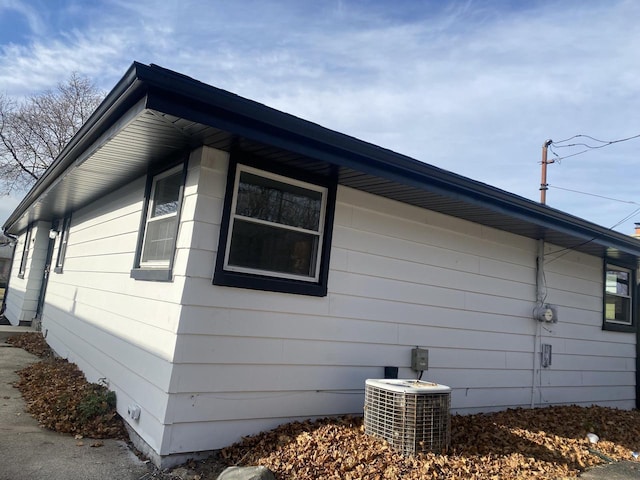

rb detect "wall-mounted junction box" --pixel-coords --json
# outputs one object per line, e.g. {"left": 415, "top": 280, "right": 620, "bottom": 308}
{"left": 127, "top": 404, "right": 141, "bottom": 421}
{"left": 541, "top": 344, "right": 552, "bottom": 368}
{"left": 411, "top": 347, "right": 429, "bottom": 372}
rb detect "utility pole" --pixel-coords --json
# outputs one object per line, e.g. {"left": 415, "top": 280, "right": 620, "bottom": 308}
{"left": 539, "top": 139, "right": 553, "bottom": 204}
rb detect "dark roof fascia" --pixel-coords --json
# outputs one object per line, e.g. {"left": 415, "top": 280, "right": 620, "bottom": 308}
{"left": 2, "top": 62, "right": 150, "bottom": 234}
{"left": 4, "top": 62, "right": 640, "bottom": 260}
{"left": 135, "top": 64, "right": 640, "bottom": 259}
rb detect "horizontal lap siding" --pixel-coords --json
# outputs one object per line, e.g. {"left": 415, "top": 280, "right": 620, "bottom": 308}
{"left": 4, "top": 223, "right": 49, "bottom": 324}
{"left": 330, "top": 187, "right": 542, "bottom": 413}
{"left": 168, "top": 149, "right": 634, "bottom": 454}
{"left": 332, "top": 188, "right": 634, "bottom": 411}
{"left": 534, "top": 250, "right": 634, "bottom": 408}
{"left": 41, "top": 149, "right": 205, "bottom": 455}
{"left": 329, "top": 194, "right": 539, "bottom": 412}
{"left": 3, "top": 230, "right": 28, "bottom": 324}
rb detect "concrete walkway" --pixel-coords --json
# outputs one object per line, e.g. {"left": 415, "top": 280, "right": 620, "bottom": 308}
{"left": 578, "top": 461, "right": 640, "bottom": 479}
{"left": 0, "top": 327, "right": 153, "bottom": 480}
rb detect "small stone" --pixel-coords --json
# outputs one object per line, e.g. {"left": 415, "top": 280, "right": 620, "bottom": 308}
{"left": 217, "top": 466, "right": 276, "bottom": 480}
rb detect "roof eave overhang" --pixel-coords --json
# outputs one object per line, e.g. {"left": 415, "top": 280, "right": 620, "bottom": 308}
{"left": 2, "top": 62, "right": 150, "bottom": 233}
{"left": 138, "top": 69, "right": 640, "bottom": 263}
{"left": 4, "top": 62, "right": 640, "bottom": 265}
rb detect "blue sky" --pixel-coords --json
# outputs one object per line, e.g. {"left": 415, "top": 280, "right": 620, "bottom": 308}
{"left": 1, "top": 0, "right": 639, "bottom": 235}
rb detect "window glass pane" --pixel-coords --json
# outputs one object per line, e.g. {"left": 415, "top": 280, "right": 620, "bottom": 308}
{"left": 236, "top": 172, "right": 322, "bottom": 231}
{"left": 142, "top": 216, "right": 177, "bottom": 262}
{"left": 605, "top": 293, "right": 631, "bottom": 324}
{"left": 228, "top": 219, "right": 319, "bottom": 277}
{"left": 606, "top": 270, "right": 629, "bottom": 295}
{"left": 56, "top": 216, "right": 71, "bottom": 269}
{"left": 19, "top": 228, "right": 31, "bottom": 275}
{"left": 151, "top": 171, "right": 182, "bottom": 218}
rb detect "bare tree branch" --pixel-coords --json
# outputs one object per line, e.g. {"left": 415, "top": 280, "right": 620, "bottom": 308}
{"left": 0, "top": 73, "right": 104, "bottom": 195}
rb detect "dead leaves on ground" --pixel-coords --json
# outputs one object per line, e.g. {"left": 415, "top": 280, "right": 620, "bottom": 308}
{"left": 6, "top": 331, "right": 53, "bottom": 358}
{"left": 219, "top": 407, "right": 640, "bottom": 480}
{"left": 8, "top": 333, "right": 127, "bottom": 440}
{"left": 14, "top": 358, "right": 127, "bottom": 439}
{"left": 8, "top": 333, "right": 640, "bottom": 479}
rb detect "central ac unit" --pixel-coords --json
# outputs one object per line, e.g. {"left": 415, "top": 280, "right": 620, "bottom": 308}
{"left": 364, "top": 379, "right": 451, "bottom": 456}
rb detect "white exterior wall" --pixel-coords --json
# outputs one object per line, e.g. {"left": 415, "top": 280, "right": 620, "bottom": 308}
{"left": 3, "top": 221, "right": 49, "bottom": 325}
{"left": 0, "top": 242, "right": 13, "bottom": 285}
{"left": 3, "top": 232, "right": 27, "bottom": 324}
{"left": 168, "top": 146, "right": 635, "bottom": 455}
{"left": 18, "top": 144, "right": 635, "bottom": 462}
{"left": 40, "top": 149, "right": 207, "bottom": 458}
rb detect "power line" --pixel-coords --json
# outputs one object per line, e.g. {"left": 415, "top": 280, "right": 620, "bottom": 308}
{"left": 553, "top": 133, "right": 640, "bottom": 146}
{"left": 548, "top": 185, "right": 639, "bottom": 205}
{"left": 548, "top": 133, "right": 640, "bottom": 162}
{"left": 544, "top": 204, "right": 640, "bottom": 265}
{"left": 538, "top": 132, "right": 640, "bottom": 260}
{"left": 609, "top": 206, "right": 640, "bottom": 230}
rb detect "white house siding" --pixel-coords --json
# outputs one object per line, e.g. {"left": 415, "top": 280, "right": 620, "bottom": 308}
{"left": 0, "top": 243, "right": 13, "bottom": 285}
{"left": 39, "top": 148, "right": 205, "bottom": 458}
{"left": 168, "top": 147, "right": 635, "bottom": 455}
{"left": 3, "top": 231, "right": 27, "bottom": 324}
{"left": 3, "top": 221, "right": 49, "bottom": 325}
{"left": 532, "top": 248, "right": 635, "bottom": 407}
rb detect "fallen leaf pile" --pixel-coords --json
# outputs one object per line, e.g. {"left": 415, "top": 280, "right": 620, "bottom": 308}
{"left": 7, "top": 333, "right": 640, "bottom": 479}
{"left": 6, "top": 331, "right": 53, "bottom": 357}
{"left": 214, "top": 405, "right": 640, "bottom": 480}
{"left": 8, "top": 333, "right": 127, "bottom": 440}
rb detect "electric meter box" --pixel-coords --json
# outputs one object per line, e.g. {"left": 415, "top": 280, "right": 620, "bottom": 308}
{"left": 411, "top": 347, "right": 429, "bottom": 371}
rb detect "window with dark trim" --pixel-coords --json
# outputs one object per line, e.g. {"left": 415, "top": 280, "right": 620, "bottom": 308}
{"left": 603, "top": 262, "right": 636, "bottom": 332}
{"left": 214, "top": 157, "right": 336, "bottom": 296}
{"left": 17, "top": 225, "right": 32, "bottom": 279}
{"left": 54, "top": 215, "right": 72, "bottom": 274}
{"left": 131, "top": 160, "right": 187, "bottom": 281}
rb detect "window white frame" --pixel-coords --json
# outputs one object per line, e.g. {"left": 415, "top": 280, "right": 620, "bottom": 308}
{"left": 604, "top": 264, "right": 633, "bottom": 327}
{"left": 131, "top": 159, "right": 187, "bottom": 282}
{"left": 54, "top": 215, "right": 71, "bottom": 273}
{"left": 17, "top": 226, "right": 32, "bottom": 279}
{"left": 223, "top": 164, "right": 328, "bottom": 282}
{"left": 140, "top": 165, "right": 183, "bottom": 268}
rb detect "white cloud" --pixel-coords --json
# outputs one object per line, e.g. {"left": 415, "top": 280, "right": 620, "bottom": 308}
{"left": 1, "top": 0, "right": 639, "bottom": 233}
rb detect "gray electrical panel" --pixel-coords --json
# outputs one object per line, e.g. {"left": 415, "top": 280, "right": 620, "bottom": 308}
{"left": 411, "top": 347, "right": 429, "bottom": 371}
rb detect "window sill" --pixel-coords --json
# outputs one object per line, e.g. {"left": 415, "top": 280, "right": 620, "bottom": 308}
{"left": 130, "top": 268, "right": 173, "bottom": 282}
{"left": 602, "top": 321, "right": 635, "bottom": 333}
{"left": 213, "top": 270, "right": 327, "bottom": 296}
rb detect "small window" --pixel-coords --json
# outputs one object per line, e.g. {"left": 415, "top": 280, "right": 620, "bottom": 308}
{"left": 18, "top": 226, "right": 32, "bottom": 279}
{"left": 131, "top": 162, "right": 186, "bottom": 281}
{"left": 214, "top": 161, "right": 336, "bottom": 296}
{"left": 603, "top": 263, "right": 635, "bottom": 332}
{"left": 54, "top": 215, "right": 72, "bottom": 274}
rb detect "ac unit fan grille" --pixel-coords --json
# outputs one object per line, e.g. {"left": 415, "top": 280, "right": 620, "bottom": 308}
{"left": 364, "top": 381, "right": 451, "bottom": 455}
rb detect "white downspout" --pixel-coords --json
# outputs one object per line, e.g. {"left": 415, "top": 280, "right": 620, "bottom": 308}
{"left": 531, "top": 239, "right": 545, "bottom": 408}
